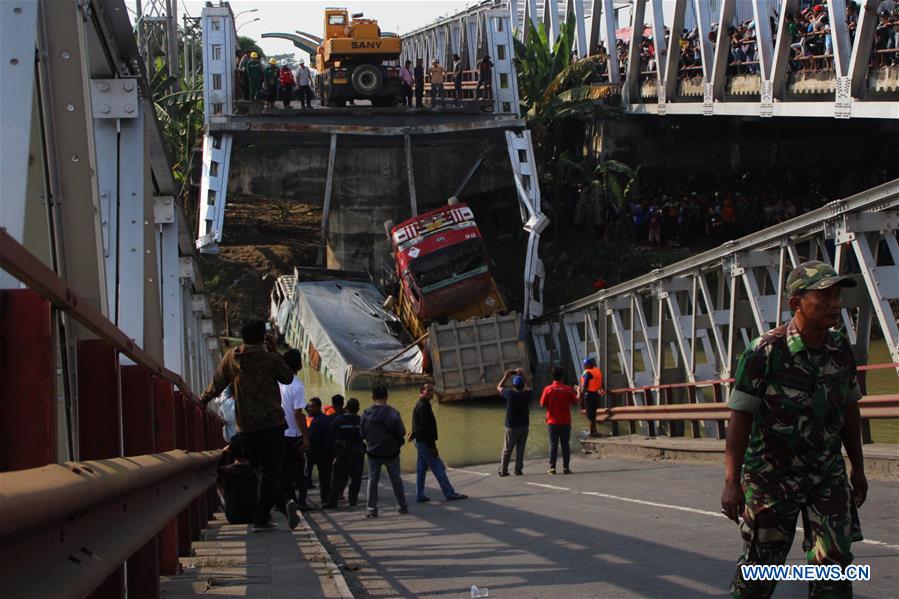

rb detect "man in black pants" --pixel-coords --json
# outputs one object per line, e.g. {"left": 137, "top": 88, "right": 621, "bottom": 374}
{"left": 201, "top": 320, "right": 300, "bottom": 532}
{"left": 413, "top": 58, "right": 425, "bottom": 108}
{"left": 326, "top": 397, "right": 365, "bottom": 507}
{"left": 278, "top": 349, "right": 311, "bottom": 510}
{"left": 306, "top": 397, "right": 334, "bottom": 505}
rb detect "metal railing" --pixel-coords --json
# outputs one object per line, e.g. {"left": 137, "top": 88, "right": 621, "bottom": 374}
{"left": 597, "top": 363, "right": 899, "bottom": 438}
{"left": 0, "top": 227, "right": 224, "bottom": 597}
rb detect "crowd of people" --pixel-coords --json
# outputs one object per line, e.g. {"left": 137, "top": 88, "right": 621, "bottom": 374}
{"left": 234, "top": 48, "right": 494, "bottom": 109}
{"left": 398, "top": 54, "right": 494, "bottom": 108}
{"left": 202, "top": 320, "right": 609, "bottom": 528}
{"left": 573, "top": 171, "right": 835, "bottom": 249}
{"left": 235, "top": 51, "right": 315, "bottom": 109}
{"left": 605, "top": 0, "right": 899, "bottom": 80}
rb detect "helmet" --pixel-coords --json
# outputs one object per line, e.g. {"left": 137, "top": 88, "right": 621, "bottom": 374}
{"left": 582, "top": 357, "right": 596, "bottom": 368}
{"left": 299, "top": 58, "right": 305, "bottom": 65}
{"left": 269, "top": 58, "right": 277, "bottom": 65}
{"left": 250, "top": 51, "right": 259, "bottom": 59}
{"left": 280, "top": 59, "right": 288, "bottom": 66}
{"left": 511, "top": 375, "right": 524, "bottom": 388}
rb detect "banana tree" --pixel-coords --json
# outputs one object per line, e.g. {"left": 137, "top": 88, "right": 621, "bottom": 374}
{"left": 150, "top": 56, "right": 204, "bottom": 194}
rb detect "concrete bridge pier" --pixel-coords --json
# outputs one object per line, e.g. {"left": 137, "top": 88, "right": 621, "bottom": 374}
{"left": 218, "top": 116, "right": 547, "bottom": 323}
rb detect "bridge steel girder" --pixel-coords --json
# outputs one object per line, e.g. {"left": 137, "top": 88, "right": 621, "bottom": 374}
{"left": 537, "top": 180, "right": 899, "bottom": 417}
{"left": 2, "top": 0, "right": 220, "bottom": 472}
{"left": 0, "top": 1, "right": 39, "bottom": 289}
{"left": 503, "top": 0, "right": 897, "bottom": 118}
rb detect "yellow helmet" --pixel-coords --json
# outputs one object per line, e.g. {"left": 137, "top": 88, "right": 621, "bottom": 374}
{"left": 269, "top": 57, "right": 277, "bottom": 65}
{"left": 250, "top": 51, "right": 259, "bottom": 59}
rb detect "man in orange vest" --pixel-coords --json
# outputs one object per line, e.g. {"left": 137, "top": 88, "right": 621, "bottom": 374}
{"left": 577, "top": 357, "right": 604, "bottom": 437}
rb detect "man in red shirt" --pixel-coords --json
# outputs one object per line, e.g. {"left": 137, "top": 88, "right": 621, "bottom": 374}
{"left": 539, "top": 366, "right": 579, "bottom": 474}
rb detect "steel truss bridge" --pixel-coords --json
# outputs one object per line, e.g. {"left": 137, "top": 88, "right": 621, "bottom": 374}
{"left": 0, "top": 0, "right": 897, "bottom": 596}
{"left": 405, "top": 0, "right": 898, "bottom": 119}
{"left": 531, "top": 180, "right": 899, "bottom": 436}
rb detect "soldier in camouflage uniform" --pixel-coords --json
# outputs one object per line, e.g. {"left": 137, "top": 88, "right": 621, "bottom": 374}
{"left": 721, "top": 261, "right": 868, "bottom": 598}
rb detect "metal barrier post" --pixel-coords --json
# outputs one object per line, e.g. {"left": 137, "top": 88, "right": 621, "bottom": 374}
{"left": 713, "top": 382, "right": 727, "bottom": 439}
{"left": 77, "top": 340, "right": 124, "bottom": 599}
{"left": 121, "top": 365, "right": 159, "bottom": 599}
{"left": 205, "top": 412, "right": 219, "bottom": 517}
{"left": 0, "top": 289, "right": 56, "bottom": 471}
{"left": 184, "top": 403, "right": 201, "bottom": 539}
{"left": 153, "top": 378, "right": 180, "bottom": 575}
{"left": 192, "top": 404, "right": 209, "bottom": 529}
{"left": 626, "top": 392, "right": 637, "bottom": 435}
{"left": 687, "top": 386, "right": 701, "bottom": 438}
{"left": 173, "top": 391, "right": 192, "bottom": 556}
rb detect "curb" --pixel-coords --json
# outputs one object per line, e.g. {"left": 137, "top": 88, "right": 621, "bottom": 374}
{"left": 298, "top": 511, "right": 355, "bottom": 599}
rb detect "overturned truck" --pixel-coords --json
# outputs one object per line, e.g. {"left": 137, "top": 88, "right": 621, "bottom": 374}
{"left": 270, "top": 201, "right": 529, "bottom": 401}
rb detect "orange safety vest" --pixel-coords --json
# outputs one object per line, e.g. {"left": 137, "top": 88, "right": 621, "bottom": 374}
{"left": 582, "top": 366, "right": 603, "bottom": 393}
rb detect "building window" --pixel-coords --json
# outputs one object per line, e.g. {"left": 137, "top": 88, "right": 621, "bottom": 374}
{"left": 502, "top": 102, "right": 511, "bottom": 112}
{"left": 212, "top": 136, "right": 222, "bottom": 149}
{"left": 210, "top": 161, "right": 219, "bottom": 177}
{"left": 497, "top": 45, "right": 506, "bottom": 60}
{"left": 212, "top": 102, "right": 223, "bottom": 115}
{"left": 212, "top": 73, "right": 222, "bottom": 90}
{"left": 212, "top": 44, "right": 222, "bottom": 60}
{"left": 518, "top": 149, "right": 527, "bottom": 163}
{"left": 210, "top": 18, "right": 221, "bottom": 31}
{"left": 500, "top": 73, "right": 509, "bottom": 89}
{"left": 208, "top": 190, "right": 217, "bottom": 205}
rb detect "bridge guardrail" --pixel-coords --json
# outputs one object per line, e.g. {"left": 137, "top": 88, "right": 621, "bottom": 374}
{"left": 597, "top": 363, "right": 899, "bottom": 438}
{"left": 0, "top": 450, "right": 220, "bottom": 597}
{"left": 1, "top": 226, "right": 225, "bottom": 597}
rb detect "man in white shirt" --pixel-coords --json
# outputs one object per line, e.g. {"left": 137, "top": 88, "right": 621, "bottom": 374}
{"left": 294, "top": 58, "right": 314, "bottom": 109}
{"left": 279, "top": 349, "right": 311, "bottom": 509}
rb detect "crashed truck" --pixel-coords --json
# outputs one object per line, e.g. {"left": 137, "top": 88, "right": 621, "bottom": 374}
{"left": 270, "top": 200, "right": 529, "bottom": 401}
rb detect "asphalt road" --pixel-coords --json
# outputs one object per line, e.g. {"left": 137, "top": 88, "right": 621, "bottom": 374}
{"left": 306, "top": 455, "right": 899, "bottom": 598}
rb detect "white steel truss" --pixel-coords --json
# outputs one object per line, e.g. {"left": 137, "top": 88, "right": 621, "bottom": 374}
{"left": 0, "top": 0, "right": 221, "bottom": 446}
{"left": 536, "top": 180, "right": 899, "bottom": 424}
{"left": 514, "top": 0, "right": 899, "bottom": 119}
{"left": 401, "top": 2, "right": 521, "bottom": 116}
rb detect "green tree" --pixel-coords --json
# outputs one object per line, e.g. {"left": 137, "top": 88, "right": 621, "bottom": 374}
{"left": 514, "top": 13, "right": 623, "bottom": 244}
{"left": 150, "top": 56, "right": 204, "bottom": 194}
{"left": 238, "top": 36, "right": 264, "bottom": 58}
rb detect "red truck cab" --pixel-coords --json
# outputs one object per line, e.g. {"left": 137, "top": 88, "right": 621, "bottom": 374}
{"left": 390, "top": 203, "right": 501, "bottom": 322}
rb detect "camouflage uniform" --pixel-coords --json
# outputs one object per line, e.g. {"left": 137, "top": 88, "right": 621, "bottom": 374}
{"left": 728, "top": 262, "right": 862, "bottom": 598}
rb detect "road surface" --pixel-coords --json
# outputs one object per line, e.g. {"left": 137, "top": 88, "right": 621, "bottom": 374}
{"left": 306, "top": 454, "right": 899, "bottom": 598}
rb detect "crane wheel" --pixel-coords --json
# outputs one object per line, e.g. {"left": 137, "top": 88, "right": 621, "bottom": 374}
{"left": 351, "top": 64, "right": 383, "bottom": 95}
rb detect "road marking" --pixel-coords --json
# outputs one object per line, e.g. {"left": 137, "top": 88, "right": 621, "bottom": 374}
{"left": 857, "top": 538, "right": 899, "bottom": 551}
{"left": 446, "top": 467, "right": 491, "bottom": 477}
{"left": 579, "top": 492, "right": 899, "bottom": 552}
{"left": 526, "top": 482, "right": 571, "bottom": 491}
{"left": 579, "top": 491, "right": 725, "bottom": 518}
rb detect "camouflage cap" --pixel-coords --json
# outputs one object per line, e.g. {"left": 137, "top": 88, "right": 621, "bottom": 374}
{"left": 786, "top": 260, "right": 856, "bottom": 296}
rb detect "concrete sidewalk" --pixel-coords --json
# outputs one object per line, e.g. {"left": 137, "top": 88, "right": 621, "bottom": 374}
{"left": 160, "top": 510, "right": 353, "bottom": 598}
{"left": 582, "top": 435, "right": 899, "bottom": 479}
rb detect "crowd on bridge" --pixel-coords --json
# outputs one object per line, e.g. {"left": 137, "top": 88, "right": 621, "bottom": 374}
{"left": 606, "top": 0, "right": 899, "bottom": 81}
{"left": 234, "top": 48, "right": 495, "bottom": 109}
